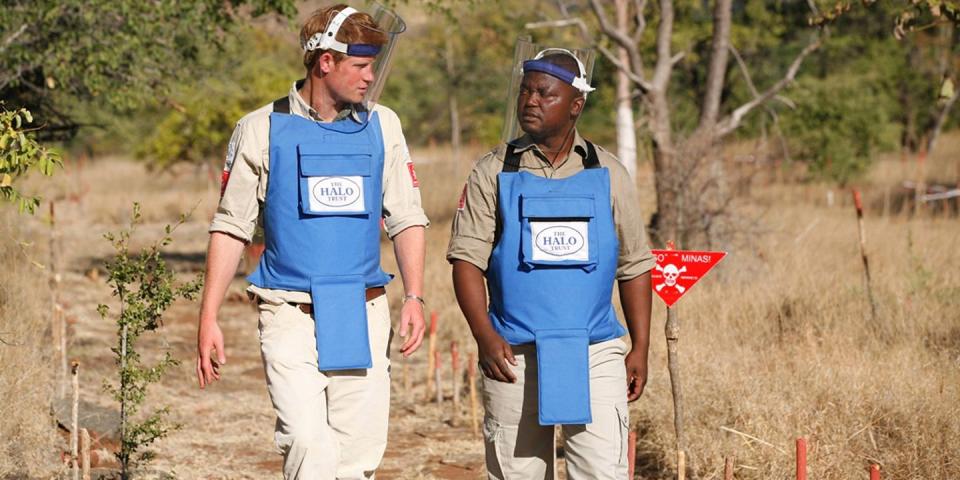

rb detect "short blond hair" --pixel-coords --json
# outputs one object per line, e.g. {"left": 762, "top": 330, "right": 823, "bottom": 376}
{"left": 300, "top": 4, "right": 388, "bottom": 70}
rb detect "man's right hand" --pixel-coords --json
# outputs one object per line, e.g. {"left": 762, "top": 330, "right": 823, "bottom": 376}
{"left": 195, "top": 232, "right": 246, "bottom": 389}
{"left": 475, "top": 329, "right": 517, "bottom": 383}
{"left": 196, "top": 320, "right": 226, "bottom": 388}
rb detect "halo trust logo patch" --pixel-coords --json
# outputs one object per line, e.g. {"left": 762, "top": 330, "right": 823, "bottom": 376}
{"left": 535, "top": 225, "right": 585, "bottom": 256}
{"left": 312, "top": 177, "right": 361, "bottom": 207}
{"left": 531, "top": 222, "right": 589, "bottom": 261}
{"left": 306, "top": 175, "right": 366, "bottom": 213}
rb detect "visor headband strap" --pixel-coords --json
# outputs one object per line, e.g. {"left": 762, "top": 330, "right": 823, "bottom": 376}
{"left": 524, "top": 48, "right": 596, "bottom": 94}
{"left": 303, "top": 6, "right": 380, "bottom": 56}
{"left": 523, "top": 60, "right": 576, "bottom": 85}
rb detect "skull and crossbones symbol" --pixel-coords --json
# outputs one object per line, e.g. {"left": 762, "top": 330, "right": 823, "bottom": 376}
{"left": 655, "top": 263, "right": 686, "bottom": 293}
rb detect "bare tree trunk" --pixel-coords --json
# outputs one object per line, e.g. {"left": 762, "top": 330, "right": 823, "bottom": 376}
{"left": 699, "top": 0, "right": 733, "bottom": 129}
{"left": 615, "top": 0, "right": 638, "bottom": 180}
{"left": 445, "top": 32, "right": 461, "bottom": 178}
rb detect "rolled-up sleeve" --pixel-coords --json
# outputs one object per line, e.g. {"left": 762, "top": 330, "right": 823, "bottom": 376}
{"left": 446, "top": 155, "right": 498, "bottom": 272}
{"left": 610, "top": 163, "right": 656, "bottom": 280}
{"left": 209, "top": 118, "right": 263, "bottom": 242}
{"left": 379, "top": 109, "right": 429, "bottom": 238}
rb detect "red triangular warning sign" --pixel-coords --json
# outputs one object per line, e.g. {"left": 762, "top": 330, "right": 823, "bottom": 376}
{"left": 650, "top": 249, "right": 726, "bottom": 307}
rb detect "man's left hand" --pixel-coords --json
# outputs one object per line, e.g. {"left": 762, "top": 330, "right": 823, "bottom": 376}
{"left": 398, "top": 298, "right": 425, "bottom": 357}
{"left": 625, "top": 349, "right": 648, "bottom": 402}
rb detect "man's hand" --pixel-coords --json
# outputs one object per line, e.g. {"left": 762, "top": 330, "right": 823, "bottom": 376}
{"left": 625, "top": 348, "right": 648, "bottom": 402}
{"left": 398, "top": 298, "right": 425, "bottom": 356}
{"left": 196, "top": 320, "right": 226, "bottom": 388}
{"left": 475, "top": 329, "right": 517, "bottom": 383}
{"left": 196, "top": 232, "right": 245, "bottom": 390}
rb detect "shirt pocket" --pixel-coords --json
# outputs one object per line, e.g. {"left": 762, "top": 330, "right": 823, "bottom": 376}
{"left": 519, "top": 194, "right": 598, "bottom": 271}
{"left": 297, "top": 143, "right": 372, "bottom": 216}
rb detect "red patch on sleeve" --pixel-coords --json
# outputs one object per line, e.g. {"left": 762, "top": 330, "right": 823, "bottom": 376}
{"left": 406, "top": 162, "right": 420, "bottom": 187}
{"left": 219, "top": 170, "right": 231, "bottom": 198}
{"left": 457, "top": 184, "right": 467, "bottom": 211}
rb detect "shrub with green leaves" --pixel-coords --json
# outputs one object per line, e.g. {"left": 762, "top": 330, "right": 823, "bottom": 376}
{"left": 0, "top": 103, "right": 60, "bottom": 213}
{"left": 98, "top": 204, "right": 202, "bottom": 478}
{"left": 780, "top": 75, "right": 898, "bottom": 185}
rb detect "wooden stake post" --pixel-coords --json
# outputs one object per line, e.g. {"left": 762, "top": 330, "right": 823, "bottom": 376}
{"left": 651, "top": 242, "right": 726, "bottom": 480}
{"left": 434, "top": 349, "right": 443, "bottom": 405}
{"left": 852, "top": 189, "right": 877, "bottom": 322}
{"left": 666, "top": 305, "right": 687, "bottom": 479}
{"left": 468, "top": 353, "right": 479, "bottom": 437}
{"left": 71, "top": 361, "right": 80, "bottom": 480}
{"left": 80, "top": 428, "right": 91, "bottom": 480}
{"left": 427, "top": 312, "right": 438, "bottom": 401}
{"left": 869, "top": 464, "right": 880, "bottom": 480}
{"left": 450, "top": 341, "right": 461, "bottom": 426}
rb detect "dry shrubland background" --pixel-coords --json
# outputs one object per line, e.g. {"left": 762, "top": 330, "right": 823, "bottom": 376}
{"left": 0, "top": 132, "right": 957, "bottom": 479}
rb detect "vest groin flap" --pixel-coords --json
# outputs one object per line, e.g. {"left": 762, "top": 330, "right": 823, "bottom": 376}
{"left": 310, "top": 274, "right": 373, "bottom": 371}
{"left": 535, "top": 328, "right": 592, "bottom": 425}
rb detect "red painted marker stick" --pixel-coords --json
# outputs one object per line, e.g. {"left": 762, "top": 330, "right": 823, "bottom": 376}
{"left": 796, "top": 437, "right": 807, "bottom": 480}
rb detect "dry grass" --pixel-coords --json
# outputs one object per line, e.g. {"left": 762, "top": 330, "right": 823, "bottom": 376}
{"left": 0, "top": 208, "right": 60, "bottom": 477}
{"left": 1, "top": 136, "right": 957, "bottom": 478}
{"left": 409, "top": 140, "right": 960, "bottom": 479}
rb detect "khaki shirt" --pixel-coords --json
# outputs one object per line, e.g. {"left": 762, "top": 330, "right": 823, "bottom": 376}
{"left": 446, "top": 131, "right": 655, "bottom": 280}
{"left": 211, "top": 81, "right": 430, "bottom": 303}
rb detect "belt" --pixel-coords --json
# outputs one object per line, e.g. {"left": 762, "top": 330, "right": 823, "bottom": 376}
{"left": 259, "top": 286, "right": 386, "bottom": 315}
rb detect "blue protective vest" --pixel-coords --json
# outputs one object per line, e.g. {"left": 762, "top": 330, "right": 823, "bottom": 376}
{"left": 247, "top": 101, "right": 391, "bottom": 371}
{"left": 486, "top": 141, "right": 623, "bottom": 425}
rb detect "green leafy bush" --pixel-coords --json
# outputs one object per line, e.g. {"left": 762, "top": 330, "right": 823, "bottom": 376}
{"left": 780, "top": 75, "right": 898, "bottom": 184}
{"left": 98, "top": 204, "right": 202, "bottom": 477}
{"left": 0, "top": 103, "right": 61, "bottom": 213}
{"left": 138, "top": 28, "right": 301, "bottom": 169}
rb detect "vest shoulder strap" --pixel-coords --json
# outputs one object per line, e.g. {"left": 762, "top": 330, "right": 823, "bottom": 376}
{"left": 272, "top": 96, "right": 290, "bottom": 114}
{"left": 577, "top": 141, "right": 601, "bottom": 169}
{"left": 502, "top": 144, "right": 521, "bottom": 173}
{"left": 502, "top": 140, "right": 601, "bottom": 174}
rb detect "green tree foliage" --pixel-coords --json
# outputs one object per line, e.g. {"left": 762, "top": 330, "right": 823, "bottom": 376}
{"left": 97, "top": 204, "right": 202, "bottom": 478}
{"left": 811, "top": 0, "right": 960, "bottom": 38}
{"left": 0, "top": 103, "right": 60, "bottom": 213}
{"left": 0, "top": 0, "right": 296, "bottom": 140}
{"left": 781, "top": 75, "right": 897, "bottom": 184}
{"left": 382, "top": 1, "right": 619, "bottom": 147}
{"left": 138, "top": 28, "right": 301, "bottom": 169}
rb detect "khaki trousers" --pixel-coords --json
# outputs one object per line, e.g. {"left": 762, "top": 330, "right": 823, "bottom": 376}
{"left": 258, "top": 295, "right": 392, "bottom": 480}
{"left": 482, "top": 339, "right": 630, "bottom": 480}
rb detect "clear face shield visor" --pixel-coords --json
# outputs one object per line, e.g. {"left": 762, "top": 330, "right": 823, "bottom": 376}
{"left": 501, "top": 37, "right": 596, "bottom": 144}
{"left": 302, "top": 3, "right": 406, "bottom": 111}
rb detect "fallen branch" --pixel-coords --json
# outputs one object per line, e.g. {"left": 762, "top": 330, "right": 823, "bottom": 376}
{"left": 719, "top": 426, "right": 788, "bottom": 455}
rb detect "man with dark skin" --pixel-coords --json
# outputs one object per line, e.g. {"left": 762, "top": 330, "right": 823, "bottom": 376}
{"left": 447, "top": 50, "right": 655, "bottom": 479}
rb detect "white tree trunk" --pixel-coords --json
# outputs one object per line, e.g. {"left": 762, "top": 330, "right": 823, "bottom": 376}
{"left": 615, "top": 0, "right": 637, "bottom": 180}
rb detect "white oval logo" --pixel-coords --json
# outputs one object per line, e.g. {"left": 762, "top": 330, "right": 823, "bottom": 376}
{"left": 312, "top": 177, "right": 361, "bottom": 207}
{"left": 535, "top": 226, "right": 585, "bottom": 257}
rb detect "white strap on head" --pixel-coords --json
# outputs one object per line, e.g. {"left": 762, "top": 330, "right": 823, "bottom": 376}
{"left": 533, "top": 48, "right": 596, "bottom": 93}
{"left": 303, "top": 6, "right": 358, "bottom": 53}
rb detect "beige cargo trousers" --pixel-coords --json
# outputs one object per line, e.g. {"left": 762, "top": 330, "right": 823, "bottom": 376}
{"left": 481, "top": 339, "right": 632, "bottom": 479}
{"left": 257, "top": 294, "right": 393, "bottom": 479}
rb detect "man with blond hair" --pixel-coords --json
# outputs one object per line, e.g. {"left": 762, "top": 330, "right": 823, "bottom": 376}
{"left": 196, "top": 4, "right": 428, "bottom": 478}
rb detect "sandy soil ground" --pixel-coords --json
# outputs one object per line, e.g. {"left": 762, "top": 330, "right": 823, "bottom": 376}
{"left": 46, "top": 158, "right": 499, "bottom": 479}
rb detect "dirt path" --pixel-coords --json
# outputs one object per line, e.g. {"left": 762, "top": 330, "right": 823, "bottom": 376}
{"left": 50, "top": 160, "right": 489, "bottom": 479}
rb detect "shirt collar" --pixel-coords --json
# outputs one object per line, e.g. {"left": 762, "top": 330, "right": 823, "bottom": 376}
{"left": 290, "top": 79, "right": 364, "bottom": 123}
{"left": 507, "top": 130, "right": 588, "bottom": 167}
